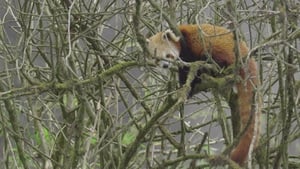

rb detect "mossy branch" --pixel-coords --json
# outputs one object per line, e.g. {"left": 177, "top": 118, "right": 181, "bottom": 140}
{"left": 0, "top": 61, "right": 139, "bottom": 100}
{"left": 119, "top": 96, "right": 179, "bottom": 169}
{"left": 180, "top": 61, "right": 237, "bottom": 95}
{"left": 0, "top": 83, "right": 29, "bottom": 169}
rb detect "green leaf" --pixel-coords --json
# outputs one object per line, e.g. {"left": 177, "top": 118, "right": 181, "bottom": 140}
{"left": 122, "top": 131, "right": 136, "bottom": 146}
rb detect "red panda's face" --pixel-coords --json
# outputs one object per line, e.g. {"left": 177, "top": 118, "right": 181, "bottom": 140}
{"left": 146, "top": 30, "right": 181, "bottom": 68}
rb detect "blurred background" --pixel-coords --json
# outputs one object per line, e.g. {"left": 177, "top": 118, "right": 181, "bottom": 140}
{"left": 0, "top": 0, "right": 299, "bottom": 168}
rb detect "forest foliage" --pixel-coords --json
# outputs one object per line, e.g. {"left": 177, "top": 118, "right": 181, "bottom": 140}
{"left": 0, "top": 0, "right": 299, "bottom": 169}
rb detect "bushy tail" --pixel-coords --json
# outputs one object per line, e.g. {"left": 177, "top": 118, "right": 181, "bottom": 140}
{"left": 230, "top": 58, "right": 260, "bottom": 165}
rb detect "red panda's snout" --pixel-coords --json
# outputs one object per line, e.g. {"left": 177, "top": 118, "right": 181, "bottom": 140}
{"left": 154, "top": 53, "right": 179, "bottom": 68}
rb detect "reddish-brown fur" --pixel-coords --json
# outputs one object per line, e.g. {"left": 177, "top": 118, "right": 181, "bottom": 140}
{"left": 147, "top": 24, "right": 260, "bottom": 166}
{"left": 178, "top": 24, "right": 248, "bottom": 65}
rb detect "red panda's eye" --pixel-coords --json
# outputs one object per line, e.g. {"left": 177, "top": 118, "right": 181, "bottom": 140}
{"left": 166, "top": 54, "right": 174, "bottom": 59}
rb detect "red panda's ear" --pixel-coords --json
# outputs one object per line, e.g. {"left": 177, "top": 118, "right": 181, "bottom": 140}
{"left": 164, "top": 30, "right": 180, "bottom": 42}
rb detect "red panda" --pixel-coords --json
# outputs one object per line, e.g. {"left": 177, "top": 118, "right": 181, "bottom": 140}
{"left": 146, "top": 24, "right": 260, "bottom": 166}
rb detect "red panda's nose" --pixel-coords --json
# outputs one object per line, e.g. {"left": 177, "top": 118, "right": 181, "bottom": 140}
{"left": 162, "top": 64, "right": 169, "bottom": 68}
{"left": 160, "top": 60, "right": 170, "bottom": 69}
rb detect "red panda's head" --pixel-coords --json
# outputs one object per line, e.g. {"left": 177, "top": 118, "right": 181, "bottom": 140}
{"left": 146, "top": 30, "right": 181, "bottom": 68}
